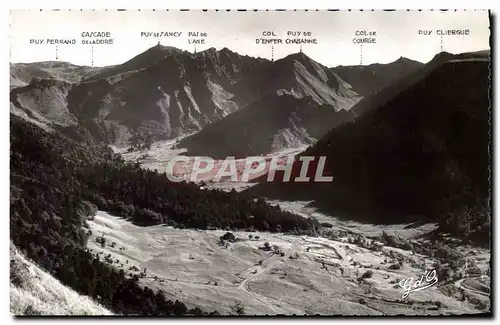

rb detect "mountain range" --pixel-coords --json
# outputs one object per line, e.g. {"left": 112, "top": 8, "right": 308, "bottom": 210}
{"left": 331, "top": 57, "right": 424, "bottom": 96}
{"left": 10, "top": 45, "right": 421, "bottom": 153}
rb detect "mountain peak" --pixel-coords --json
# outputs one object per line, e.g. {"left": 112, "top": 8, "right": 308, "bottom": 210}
{"left": 275, "top": 52, "right": 319, "bottom": 67}
{"left": 393, "top": 56, "right": 423, "bottom": 66}
{"left": 144, "top": 44, "right": 182, "bottom": 54}
{"left": 394, "top": 56, "right": 411, "bottom": 63}
{"left": 197, "top": 47, "right": 217, "bottom": 54}
{"left": 219, "top": 47, "right": 239, "bottom": 56}
{"left": 193, "top": 47, "right": 222, "bottom": 59}
{"left": 431, "top": 51, "right": 455, "bottom": 63}
{"left": 124, "top": 44, "right": 183, "bottom": 67}
{"left": 281, "top": 51, "right": 310, "bottom": 62}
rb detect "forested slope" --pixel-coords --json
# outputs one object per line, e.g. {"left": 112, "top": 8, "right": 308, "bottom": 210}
{"left": 10, "top": 115, "right": 318, "bottom": 315}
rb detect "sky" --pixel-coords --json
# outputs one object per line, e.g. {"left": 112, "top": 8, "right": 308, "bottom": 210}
{"left": 9, "top": 9, "right": 490, "bottom": 67}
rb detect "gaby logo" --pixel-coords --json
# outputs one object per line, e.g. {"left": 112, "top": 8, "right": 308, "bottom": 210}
{"left": 164, "top": 155, "right": 333, "bottom": 183}
{"left": 400, "top": 269, "right": 438, "bottom": 299}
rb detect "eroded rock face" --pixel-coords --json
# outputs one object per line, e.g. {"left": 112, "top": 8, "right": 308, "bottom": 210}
{"left": 10, "top": 46, "right": 362, "bottom": 151}
{"left": 9, "top": 46, "right": 265, "bottom": 145}
{"left": 177, "top": 52, "right": 365, "bottom": 158}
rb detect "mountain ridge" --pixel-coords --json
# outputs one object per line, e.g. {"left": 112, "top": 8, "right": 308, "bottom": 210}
{"left": 9, "top": 46, "right": 360, "bottom": 148}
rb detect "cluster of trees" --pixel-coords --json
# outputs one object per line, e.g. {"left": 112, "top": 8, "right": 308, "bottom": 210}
{"left": 127, "top": 132, "right": 154, "bottom": 152}
{"left": 10, "top": 115, "right": 317, "bottom": 315}
{"left": 80, "top": 163, "right": 319, "bottom": 232}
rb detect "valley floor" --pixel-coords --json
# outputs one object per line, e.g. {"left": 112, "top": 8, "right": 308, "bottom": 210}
{"left": 86, "top": 211, "right": 490, "bottom": 316}
{"left": 90, "top": 141, "right": 492, "bottom": 315}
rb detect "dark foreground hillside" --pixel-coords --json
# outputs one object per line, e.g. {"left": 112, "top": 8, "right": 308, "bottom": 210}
{"left": 248, "top": 58, "right": 491, "bottom": 246}
{"left": 10, "top": 115, "right": 319, "bottom": 315}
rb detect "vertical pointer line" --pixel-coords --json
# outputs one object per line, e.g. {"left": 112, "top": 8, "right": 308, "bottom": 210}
{"left": 440, "top": 35, "right": 443, "bottom": 52}
{"left": 91, "top": 46, "right": 94, "bottom": 67}
{"left": 271, "top": 45, "right": 274, "bottom": 62}
{"left": 56, "top": 45, "right": 58, "bottom": 60}
{"left": 360, "top": 44, "right": 363, "bottom": 65}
